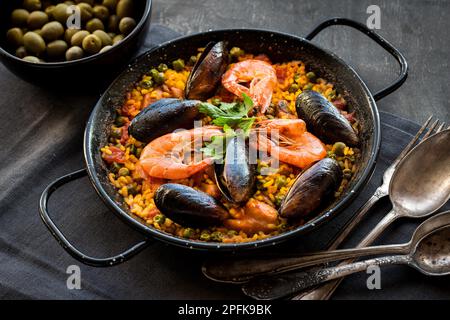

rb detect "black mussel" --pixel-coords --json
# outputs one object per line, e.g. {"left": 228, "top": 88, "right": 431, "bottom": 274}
{"left": 295, "top": 90, "right": 359, "bottom": 146}
{"left": 185, "top": 41, "right": 228, "bottom": 100}
{"left": 279, "top": 158, "right": 342, "bottom": 220}
{"left": 128, "top": 98, "right": 200, "bottom": 143}
{"left": 154, "top": 183, "right": 229, "bottom": 227}
{"left": 214, "top": 135, "right": 256, "bottom": 204}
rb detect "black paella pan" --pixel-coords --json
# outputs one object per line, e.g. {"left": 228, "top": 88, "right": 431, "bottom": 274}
{"left": 39, "top": 18, "right": 408, "bottom": 266}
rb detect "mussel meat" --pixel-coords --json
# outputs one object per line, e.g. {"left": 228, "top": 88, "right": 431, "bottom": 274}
{"left": 295, "top": 90, "right": 359, "bottom": 146}
{"left": 214, "top": 135, "right": 256, "bottom": 204}
{"left": 279, "top": 158, "right": 342, "bottom": 220}
{"left": 185, "top": 41, "right": 228, "bottom": 100}
{"left": 154, "top": 183, "right": 229, "bottom": 227}
{"left": 128, "top": 98, "right": 200, "bottom": 143}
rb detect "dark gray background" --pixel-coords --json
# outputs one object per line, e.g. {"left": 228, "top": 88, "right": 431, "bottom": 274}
{"left": 0, "top": 0, "right": 449, "bottom": 300}
{"left": 153, "top": 0, "right": 450, "bottom": 123}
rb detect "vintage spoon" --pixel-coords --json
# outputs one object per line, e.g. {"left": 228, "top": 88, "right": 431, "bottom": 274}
{"left": 203, "top": 129, "right": 450, "bottom": 285}
{"left": 203, "top": 207, "right": 450, "bottom": 283}
{"left": 242, "top": 210, "right": 450, "bottom": 300}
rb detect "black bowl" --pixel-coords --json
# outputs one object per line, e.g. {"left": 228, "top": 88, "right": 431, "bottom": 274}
{"left": 0, "top": 0, "right": 152, "bottom": 88}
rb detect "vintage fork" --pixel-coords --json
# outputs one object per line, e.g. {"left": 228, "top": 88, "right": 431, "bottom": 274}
{"left": 293, "top": 116, "right": 447, "bottom": 300}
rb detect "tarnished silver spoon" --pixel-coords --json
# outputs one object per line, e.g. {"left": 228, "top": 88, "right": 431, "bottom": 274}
{"left": 203, "top": 129, "right": 450, "bottom": 285}
{"left": 242, "top": 210, "right": 450, "bottom": 300}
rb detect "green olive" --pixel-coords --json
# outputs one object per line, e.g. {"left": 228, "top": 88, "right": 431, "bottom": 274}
{"left": 23, "top": 0, "right": 42, "bottom": 11}
{"left": 77, "top": 3, "right": 93, "bottom": 22}
{"left": 118, "top": 17, "right": 135, "bottom": 35}
{"left": 65, "top": 46, "right": 84, "bottom": 61}
{"left": 74, "top": 0, "right": 94, "bottom": 5}
{"left": 11, "top": 9, "right": 30, "bottom": 27}
{"left": 65, "top": 1, "right": 75, "bottom": 5}
{"left": 27, "top": 11, "right": 49, "bottom": 30}
{"left": 40, "top": 21, "right": 64, "bottom": 41}
{"left": 112, "top": 34, "right": 123, "bottom": 45}
{"left": 102, "top": 0, "right": 118, "bottom": 11}
{"left": 52, "top": 3, "right": 69, "bottom": 24}
{"left": 64, "top": 28, "right": 79, "bottom": 43}
{"left": 6, "top": 28, "right": 24, "bottom": 47}
{"left": 47, "top": 40, "right": 68, "bottom": 57}
{"left": 107, "top": 32, "right": 116, "bottom": 39}
{"left": 16, "top": 46, "right": 28, "bottom": 58}
{"left": 86, "top": 18, "right": 105, "bottom": 33}
{"left": 23, "top": 55, "right": 41, "bottom": 63}
{"left": 93, "top": 5, "right": 109, "bottom": 21}
{"left": 82, "top": 34, "right": 102, "bottom": 54}
{"left": 116, "top": 0, "right": 133, "bottom": 18}
{"left": 93, "top": 30, "right": 112, "bottom": 46}
{"left": 107, "top": 15, "right": 120, "bottom": 32}
{"left": 23, "top": 31, "right": 46, "bottom": 55}
{"left": 44, "top": 5, "right": 55, "bottom": 17}
{"left": 99, "top": 45, "right": 112, "bottom": 53}
{"left": 70, "top": 30, "right": 90, "bottom": 46}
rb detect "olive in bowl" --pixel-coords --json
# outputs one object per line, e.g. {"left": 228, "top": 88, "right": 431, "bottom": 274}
{"left": 0, "top": 0, "right": 152, "bottom": 88}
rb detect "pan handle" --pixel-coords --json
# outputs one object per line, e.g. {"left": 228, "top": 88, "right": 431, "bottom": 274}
{"left": 305, "top": 17, "right": 408, "bottom": 101}
{"left": 39, "top": 168, "right": 152, "bottom": 267}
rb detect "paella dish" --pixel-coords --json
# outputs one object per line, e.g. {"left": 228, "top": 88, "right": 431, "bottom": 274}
{"left": 100, "top": 42, "right": 360, "bottom": 243}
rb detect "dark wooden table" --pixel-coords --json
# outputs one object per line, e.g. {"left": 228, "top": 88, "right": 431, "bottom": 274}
{"left": 153, "top": 0, "right": 449, "bottom": 124}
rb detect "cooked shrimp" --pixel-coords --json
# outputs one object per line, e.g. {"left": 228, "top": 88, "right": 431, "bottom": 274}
{"left": 222, "top": 59, "right": 277, "bottom": 114}
{"left": 139, "top": 126, "right": 223, "bottom": 179}
{"left": 224, "top": 199, "right": 278, "bottom": 234}
{"left": 254, "top": 119, "right": 327, "bottom": 169}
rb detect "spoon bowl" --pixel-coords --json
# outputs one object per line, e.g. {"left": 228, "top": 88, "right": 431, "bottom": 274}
{"left": 390, "top": 129, "right": 450, "bottom": 217}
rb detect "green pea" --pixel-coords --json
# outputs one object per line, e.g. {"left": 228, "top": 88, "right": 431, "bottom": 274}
{"left": 157, "top": 63, "right": 168, "bottom": 72}
{"left": 188, "top": 55, "right": 197, "bottom": 65}
{"left": 118, "top": 167, "right": 129, "bottom": 176}
{"left": 275, "top": 176, "right": 287, "bottom": 188}
{"left": 140, "top": 79, "right": 153, "bottom": 89}
{"left": 127, "top": 185, "right": 138, "bottom": 196}
{"left": 110, "top": 127, "right": 122, "bottom": 138}
{"left": 289, "top": 83, "right": 299, "bottom": 93}
{"left": 115, "top": 116, "right": 128, "bottom": 126}
{"left": 172, "top": 58, "right": 185, "bottom": 71}
{"left": 306, "top": 71, "right": 316, "bottom": 80}
{"left": 149, "top": 68, "right": 159, "bottom": 79}
{"left": 154, "top": 214, "right": 166, "bottom": 225}
{"left": 153, "top": 72, "right": 165, "bottom": 85}
{"left": 303, "top": 83, "right": 314, "bottom": 90}
{"left": 183, "top": 228, "right": 193, "bottom": 238}
{"left": 333, "top": 142, "right": 346, "bottom": 156}
{"left": 211, "top": 98, "right": 221, "bottom": 106}
{"left": 230, "top": 46, "right": 244, "bottom": 59}
{"left": 274, "top": 195, "right": 284, "bottom": 207}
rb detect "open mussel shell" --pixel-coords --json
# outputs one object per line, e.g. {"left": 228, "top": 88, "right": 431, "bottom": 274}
{"left": 128, "top": 98, "right": 200, "bottom": 143}
{"left": 279, "top": 158, "right": 342, "bottom": 220}
{"left": 185, "top": 41, "right": 228, "bottom": 100}
{"left": 295, "top": 90, "right": 359, "bottom": 146}
{"left": 214, "top": 135, "right": 256, "bottom": 204}
{"left": 154, "top": 183, "right": 229, "bottom": 227}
